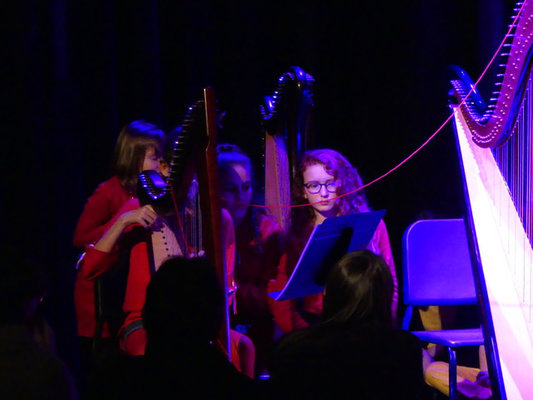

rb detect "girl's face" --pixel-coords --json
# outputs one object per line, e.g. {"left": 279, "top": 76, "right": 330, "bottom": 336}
{"left": 219, "top": 163, "right": 252, "bottom": 228}
{"left": 142, "top": 147, "right": 161, "bottom": 173}
{"left": 303, "top": 163, "right": 339, "bottom": 223}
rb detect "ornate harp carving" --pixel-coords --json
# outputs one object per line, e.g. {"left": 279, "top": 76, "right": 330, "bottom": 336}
{"left": 450, "top": 2, "right": 533, "bottom": 398}
{"left": 137, "top": 87, "right": 230, "bottom": 359}
{"left": 261, "top": 66, "right": 314, "bottom": 231}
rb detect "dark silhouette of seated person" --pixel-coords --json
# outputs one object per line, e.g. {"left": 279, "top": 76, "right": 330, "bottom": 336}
{"left": 269, "top": 250, "right": 424, "bottom": 400}
{"left": 0, "top": 255, "right": 78, "bottom": 400}
{"left": 88, "top": 256, "right": 256, "bottom": 399}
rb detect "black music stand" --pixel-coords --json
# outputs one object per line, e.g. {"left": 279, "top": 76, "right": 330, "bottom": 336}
{"left": 268, "top": 209, "right": 386, "bottom": 301}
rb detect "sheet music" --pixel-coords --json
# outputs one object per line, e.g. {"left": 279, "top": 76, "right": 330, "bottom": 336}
{"left": 269, "top": 210, "right": 386, "bottom": 301}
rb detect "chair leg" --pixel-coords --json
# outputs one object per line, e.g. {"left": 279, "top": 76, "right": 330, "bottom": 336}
{"left": 448, "top": 347, "right": 457, "bottom": 400}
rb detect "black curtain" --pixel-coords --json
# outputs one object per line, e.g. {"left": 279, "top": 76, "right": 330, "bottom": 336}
{"left": 3, "top": 0, "right": 510, "bottom": 377}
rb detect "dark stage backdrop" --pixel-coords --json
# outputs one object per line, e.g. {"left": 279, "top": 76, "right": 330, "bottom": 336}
{"left": 3, "top": 0, "right": 511, "bottom": 376}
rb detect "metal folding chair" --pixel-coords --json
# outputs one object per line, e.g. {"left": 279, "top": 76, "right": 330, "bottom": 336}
{"left": 402, "top": 219, "right": 484, "bottom": 400}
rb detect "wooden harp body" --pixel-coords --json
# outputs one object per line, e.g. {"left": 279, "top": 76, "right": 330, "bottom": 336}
{"left": 138, "top": 87, "right": 230, "bottom": 359}
{"left": 261, "top": 66, "right": 315, "bottom": 231}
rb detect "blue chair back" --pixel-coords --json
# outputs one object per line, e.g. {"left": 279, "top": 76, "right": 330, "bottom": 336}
{"left": 402, "top": 219, "right": 477, "bottom": 306}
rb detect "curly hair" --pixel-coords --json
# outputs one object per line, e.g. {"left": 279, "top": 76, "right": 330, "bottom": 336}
{"left": 291, "top": 149, "right": 370, "bottom": 229}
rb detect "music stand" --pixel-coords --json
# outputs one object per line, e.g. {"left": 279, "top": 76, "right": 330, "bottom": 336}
{"left": 269, "top": 209, "right": 386, "bottom": 301}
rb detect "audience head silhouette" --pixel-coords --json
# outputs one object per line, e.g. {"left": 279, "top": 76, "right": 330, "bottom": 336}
{"left": 142, "top": 256, "right": 224, "bottom": 349}
{"left": 0, "top": 254, "right": 46, "bottom": 325}
{"left": 322, "top": 249, "right": 393, "bottom": 327}
{"left": 269, "top": 250, "right": 422, "bottom": 400}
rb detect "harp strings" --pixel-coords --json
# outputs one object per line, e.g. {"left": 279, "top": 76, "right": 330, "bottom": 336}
{"left": 493, "top": 73, "right": 533, "bottom": 329}
{"left": 180, "top": 177, "right": 202, "bottom": 256}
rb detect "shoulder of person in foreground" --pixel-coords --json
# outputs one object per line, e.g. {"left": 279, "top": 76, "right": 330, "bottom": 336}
{"left": 269, "top": 324, "right": 424, "bottom": 399}
{"left": 0, "top": 325, "right": 78, "bottom": 400}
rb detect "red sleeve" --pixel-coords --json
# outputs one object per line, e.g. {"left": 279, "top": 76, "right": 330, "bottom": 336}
{"left": 222, "top": 208, "right": 236, "bottom": 309}
{"left": 258, "top": 215, "right": 283, "bottom": 285}
{"left": 368, "top": 220, "right": 399, "bottom": 321}
{"left": 78, "top": 245, "right": 119, "bottom": 280}
{"left": 221, "top": 208, "right": 236, "bottom": 286}
{"left": 259, "top": 214, "right": 281, "bottom": 242}
{"left": 267, "top": 254, "right": 310, "bottom": 333}
{"left": 76, "top": 197, "right": 141, "bottom": 280}
{"left": 73, "top": 177, "right": 131, "bottom": 249}
{"left": 122, "top": 241, "right": 151, "bottom": 328}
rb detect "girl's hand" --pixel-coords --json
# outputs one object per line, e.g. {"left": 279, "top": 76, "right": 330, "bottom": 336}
{"left": 93, "top": 205, "right": 157, "bottom": 253}
{"left": 119, "top": 205, "right": 157, "bottom": 229}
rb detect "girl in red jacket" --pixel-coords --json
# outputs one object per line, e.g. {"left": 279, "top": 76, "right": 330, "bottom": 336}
{"left": 76, "top": 133, "right": 254, "bottom": 378}
{"left": 72, "top": 121, "right": 164, "bottom": 381}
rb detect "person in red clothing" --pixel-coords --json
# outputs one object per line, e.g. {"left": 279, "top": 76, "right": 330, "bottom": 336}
{"left": 76, "top": 133, "right": 255, "bottom": 378}
{"left": 79, "top": 205, "right": 254, "bottom": 376}
{"left": 72, "top": 120, "right": 164, "bottom": 385}
{"left": 217, "top": 144, "right": 282, "bottom": 375}
{"left": 73, "top": 121, "right": 164, "bottom": 250}
{"left": 85, "top": 257, "right": 258, "bottom": 400}
{"left": 267, "top": 149, "right": 398, "bottom": 334}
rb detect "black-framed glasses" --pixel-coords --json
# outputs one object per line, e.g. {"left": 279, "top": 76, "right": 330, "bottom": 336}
{"left": 304, "top": 181, "right": 338, "bottom": 194}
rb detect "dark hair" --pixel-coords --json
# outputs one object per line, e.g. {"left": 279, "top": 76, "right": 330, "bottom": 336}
{"left": 291, "top": 149, "right": 370, "bottom": 232}
{"left": 113, "top": 120, "right": 164, "bottom": 193}
{"left": 322, "top": 250, "right": 393, "bottom": 327}
{"left": 142, "top": 257, "right": 224, "bottom": 346}
{"left": 216, "top": 143, "right": 253, "bottom": 177}
{"left": 216, "top": 143, "right": 263, "bottom": 241}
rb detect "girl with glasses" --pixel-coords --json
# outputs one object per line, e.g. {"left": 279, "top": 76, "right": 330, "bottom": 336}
{"left": 268, "top": 148, "right": 398, "bottom": 334}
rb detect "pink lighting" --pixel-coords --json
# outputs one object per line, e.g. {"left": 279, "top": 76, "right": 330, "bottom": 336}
{"left": 454, "top": 106, "right": 533, "bottom": 399}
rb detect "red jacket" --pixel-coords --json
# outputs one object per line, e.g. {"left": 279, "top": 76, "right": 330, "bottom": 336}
{"left": 73, "top": 176, "right": 133, "bottom": 338}
{"left": 73, "top": 176, "right": 132, "bottom": 249}
{"left": 119, "top": 209, "right": 236, "bottom": 352}
{"left": 76, "top": 205, "right": 235, "bottom": 349}
{"left": 234, "top": 213, "right": 281, "bottom": 319}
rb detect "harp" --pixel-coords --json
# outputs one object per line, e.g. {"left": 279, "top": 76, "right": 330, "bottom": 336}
{"left": 261, "top": 66, "right": 314, "bottom": 231}
{"left": 450, "top": 2, "right": 533, "bottom": 398}
{"left": 138, "top": 87, "right": 231, "bottom": 359}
